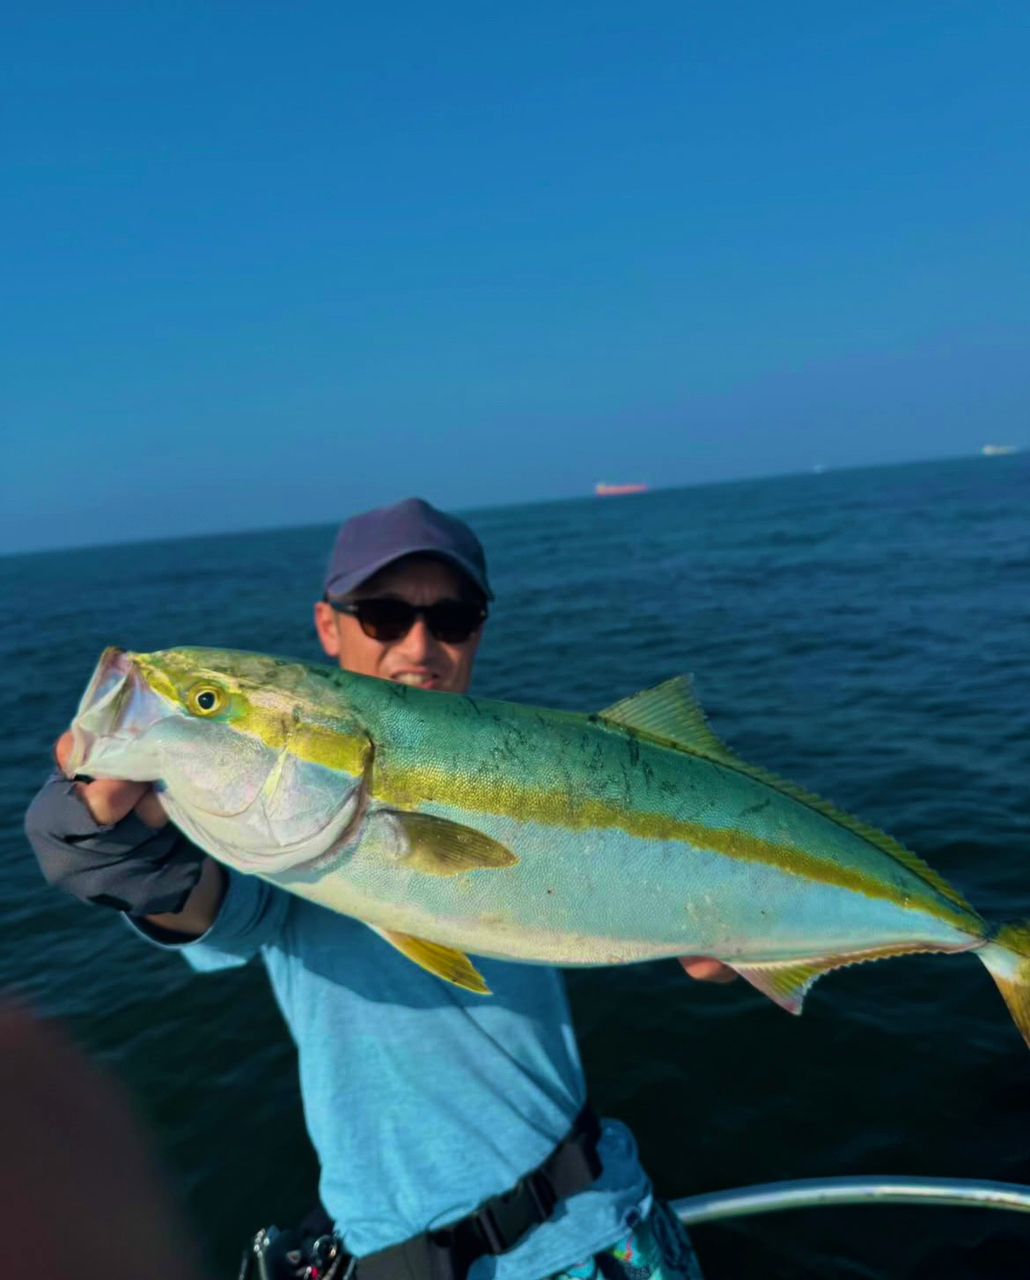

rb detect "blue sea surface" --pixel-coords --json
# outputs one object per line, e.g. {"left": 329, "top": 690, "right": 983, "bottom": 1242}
{"left": 2, "top": 455, "right": 1028, "bottom": 1278}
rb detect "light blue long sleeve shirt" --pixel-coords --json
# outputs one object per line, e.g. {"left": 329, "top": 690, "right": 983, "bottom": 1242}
{"left": 135, "top": 870, "right": 652, "bottom": 1278}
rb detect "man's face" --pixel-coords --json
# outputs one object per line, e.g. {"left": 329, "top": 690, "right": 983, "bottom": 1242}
{"left": 313, "top": 555, "right": 484, "bottom": 694}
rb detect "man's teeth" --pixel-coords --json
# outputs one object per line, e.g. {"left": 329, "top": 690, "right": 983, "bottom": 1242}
{"left": 395, "top": 673, "right": 431, "bottom": 687}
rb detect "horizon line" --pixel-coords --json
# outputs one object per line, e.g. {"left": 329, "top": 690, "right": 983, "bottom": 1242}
{"left": 1, "top": 448, "right": 1015, "bottom": 561}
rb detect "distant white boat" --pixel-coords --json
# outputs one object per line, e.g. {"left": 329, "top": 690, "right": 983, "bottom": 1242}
{"left": 981, "top": 444, "right": 1020, "bottom": 456}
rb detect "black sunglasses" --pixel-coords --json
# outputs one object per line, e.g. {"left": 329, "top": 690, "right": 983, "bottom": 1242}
{"left": 325, "top": 596, "right": 487, "bottom": 643}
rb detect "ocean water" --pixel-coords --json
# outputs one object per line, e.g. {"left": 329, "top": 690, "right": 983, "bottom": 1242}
{"left": 2, "top": 454, "right": 1028, "bottom": 1278}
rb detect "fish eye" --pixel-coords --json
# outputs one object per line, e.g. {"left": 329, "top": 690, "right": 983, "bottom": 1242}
{"left": 186, "top": 684, "right": 228, "bottom": 717}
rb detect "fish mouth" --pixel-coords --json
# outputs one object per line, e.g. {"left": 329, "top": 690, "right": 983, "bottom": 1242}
{"left": 65, "top": 647, "right": 159, "bottom": 780}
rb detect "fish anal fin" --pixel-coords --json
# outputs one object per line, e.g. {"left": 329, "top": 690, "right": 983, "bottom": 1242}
{"left": 372, "top": 926, "right": 492, "bottom": 995}
{"left": 598, "top": 676, "right": 737, "bottom": 761}
{"left": 730, "top": 957, "right": 840, "bottom": 1014}
{"left": 387, "top": 810, "right": 518, "bottom": 877}
{"left": 729, "top": 942, "right": 957, "bottom": 1015}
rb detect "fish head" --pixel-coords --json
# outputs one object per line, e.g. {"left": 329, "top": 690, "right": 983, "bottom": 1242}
{"left": 67, "top": 646, "right": 372, "bottom": 874}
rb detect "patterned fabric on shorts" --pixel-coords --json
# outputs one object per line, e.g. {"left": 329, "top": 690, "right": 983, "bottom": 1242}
{"left": 548, "top": 1200, "right": 703, "bottom": 1280}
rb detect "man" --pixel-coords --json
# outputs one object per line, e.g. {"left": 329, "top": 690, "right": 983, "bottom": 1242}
{"left": 27, "top": 498, "right": 729, "bottom": 1280}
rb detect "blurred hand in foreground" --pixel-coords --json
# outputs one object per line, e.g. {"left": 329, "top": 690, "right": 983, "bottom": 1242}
{"left": 0, "top": 999, "right": 208, "bottom": 1280}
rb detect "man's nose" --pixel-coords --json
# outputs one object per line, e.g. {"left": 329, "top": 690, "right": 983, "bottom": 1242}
{"left": 398, "top": 617, "right": 436, "bottom": 660}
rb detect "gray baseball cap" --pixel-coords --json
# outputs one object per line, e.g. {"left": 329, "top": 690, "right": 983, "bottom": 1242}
{"left": 323, "top": 497, "right": 493, "bottom": 601}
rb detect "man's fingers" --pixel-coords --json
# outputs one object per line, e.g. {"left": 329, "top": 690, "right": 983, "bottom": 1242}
{"left": 81, "top": 779, "right": 150, "bottom": 826}
{"left": 54, "top": 732, "right": 74, "bottom": 775}
{"left": 134, "top": 791, "right": 169, "bottom": 829}
{"left": 678, "top": 956, "right": 739, "bottom": 984}
{"left": 53, "top": 731, "right": 166, "bottom": 827}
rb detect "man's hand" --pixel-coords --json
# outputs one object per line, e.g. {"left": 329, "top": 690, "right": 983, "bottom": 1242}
{"left": 678, "top": 956, "right": 737, "bottom": 983}
{"left": 54, "top": 731, "right": 167, "bottom": 828}
{"left": 53, "top": 730, "right": 226, "bottom": 935}
{"left": 25, "top": 735, "right": 210, "bottom": 920}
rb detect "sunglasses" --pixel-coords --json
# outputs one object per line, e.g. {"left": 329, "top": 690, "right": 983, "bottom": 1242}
{"left": 326, "top": 596, "right": 487, "bottom": 644}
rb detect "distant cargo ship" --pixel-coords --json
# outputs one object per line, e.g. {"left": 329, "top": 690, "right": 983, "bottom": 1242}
{"left": 595, "top": 482, "right": 649, "bottom": 497}
{"left": 981, "top": 444, "right": 1020, "bottom": 456}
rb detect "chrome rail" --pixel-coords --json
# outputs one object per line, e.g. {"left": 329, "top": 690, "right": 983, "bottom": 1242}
{"left": 672, "top": 1176, "right": 1030, "bottom": 1225}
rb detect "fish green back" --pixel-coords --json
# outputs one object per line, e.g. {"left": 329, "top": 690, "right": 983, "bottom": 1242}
{"left": 339, "top": 668, "right": 981, "bottom": 932}
{"left": 597, "top": 676, "right": 979, "bottom": 919}
{"left": 165, "top": 649, "right": 981, "bottom": 933}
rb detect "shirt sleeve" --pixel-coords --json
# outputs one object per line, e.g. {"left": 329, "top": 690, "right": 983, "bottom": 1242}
{"left": 124, "top": 869, "right": 291, "bottom": 971}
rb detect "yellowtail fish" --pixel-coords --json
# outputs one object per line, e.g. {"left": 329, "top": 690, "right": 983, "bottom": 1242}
{"left": 67, "top": 646, "right": 1030, "bottom": 1047}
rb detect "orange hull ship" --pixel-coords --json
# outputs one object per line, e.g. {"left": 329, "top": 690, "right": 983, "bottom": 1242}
{"left": 594, "top": 482, "right": 649, "bottom": 497}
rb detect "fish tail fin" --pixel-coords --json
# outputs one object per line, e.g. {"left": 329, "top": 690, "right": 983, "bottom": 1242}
{"left": 979, "top": 920, "right": 1030, "bottom": 1050}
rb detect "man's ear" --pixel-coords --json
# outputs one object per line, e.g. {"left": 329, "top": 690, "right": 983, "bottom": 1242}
{"left": 313, "top": 601, "right": 341, "bottom": 658}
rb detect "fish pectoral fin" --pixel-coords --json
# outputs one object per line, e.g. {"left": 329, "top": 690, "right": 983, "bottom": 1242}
{"left": 728, "top": 957, "right": 846, "bottom": 1015}
{"left": 386, "top": 810, "right": 519, "bottom": 877}
{"left": 371, "top": 927, "right": 492, "bottom": 995}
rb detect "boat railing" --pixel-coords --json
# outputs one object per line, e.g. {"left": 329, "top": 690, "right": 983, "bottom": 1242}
{"left": 672, "top": 1175, "right": 1030, "bottom": 1225}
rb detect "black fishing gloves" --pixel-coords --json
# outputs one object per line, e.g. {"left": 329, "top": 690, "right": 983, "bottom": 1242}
{"left": 24, "top": 772, "right": 205, "bottom": 917}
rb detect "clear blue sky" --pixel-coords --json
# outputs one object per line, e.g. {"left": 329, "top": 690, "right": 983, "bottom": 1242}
{"left": 4, "top": 2, "right": 1029, "bottom": 552}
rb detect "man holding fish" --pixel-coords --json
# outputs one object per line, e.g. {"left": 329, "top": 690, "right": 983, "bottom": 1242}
{"left": 27, "top": 498, "right": 719, "bottom": 1280}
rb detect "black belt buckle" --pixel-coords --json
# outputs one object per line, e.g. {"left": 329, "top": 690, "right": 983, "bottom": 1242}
{"left": 474, "top": 1170, "right": 558, "bottom": 1255}
{"left": 524, "top": 1170, "right": 560, "bottom": 1224}
{"left": 238, "top": 1224, "right": 348, "bottom": 1280}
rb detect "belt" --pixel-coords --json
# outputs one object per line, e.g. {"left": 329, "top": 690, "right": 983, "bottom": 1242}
{"left": 347, "top": 1103, "right": 604, "bottom": 1280}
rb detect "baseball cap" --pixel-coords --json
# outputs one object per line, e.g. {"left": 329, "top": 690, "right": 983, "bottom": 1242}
{"left": 323, "top": 498, "right": 493, "bottom": 601}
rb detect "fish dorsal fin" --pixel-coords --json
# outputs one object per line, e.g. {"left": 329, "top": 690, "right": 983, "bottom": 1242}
{"left": 598, "top": 677, "right": 976, "bottom": 916}
{"left": 598, "top": 676, "right": 738, "bottom": 761}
